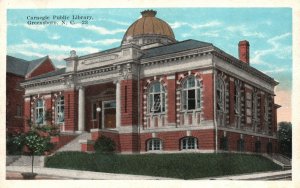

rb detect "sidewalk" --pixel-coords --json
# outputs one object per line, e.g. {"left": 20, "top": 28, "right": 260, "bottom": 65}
{"left": 6, "top": 166, "right": 176, "bottom": 180}
{"left": 6, "top": 165, "right": 291, "bottom": 180}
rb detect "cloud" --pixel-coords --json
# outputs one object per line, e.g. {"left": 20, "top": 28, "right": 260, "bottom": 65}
{"left": 98, "top": 18, "right": 130, "bottom": 26}
{"left": 8, "top": 39, "right": 99, "bottom": 60}
{"left": 78, "top": 38, "right": 121, "bottom": 45}
{"left": 8, "top": 22, "right": 47, "bottom": 31}
{"left": 251, "top": 32, "right": 292, "bottom": 65}
{"left": 262, "top": 68, "right": 289, "bottom": 74}
{"left": 199, "top": 30, "right": 220, "bottom": 37}
{"left": 49, "top": 33, "right": 61, "bottom": 40}
{"left": 226, "top": 25, "right": 265, "bottom": 38}
{"left": 64, "top": 24, "right": 125, "bottom": 35}
{"left": 56, "top": 65, "right": 66, "bottom": 69}
{"left": 170, "top": 20, "right": 222, "bottom": 29}
{"left": 24, "top": 24, "right": 47, "bottom": 31}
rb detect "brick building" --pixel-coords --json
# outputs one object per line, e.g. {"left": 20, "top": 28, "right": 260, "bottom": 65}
{"left": 6, "top": 55, "right": 56, "bottom": 133}
{"left": 20, "top": 10, "right": 279, "bottom": 154}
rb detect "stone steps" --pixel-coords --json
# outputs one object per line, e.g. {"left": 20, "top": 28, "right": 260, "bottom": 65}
{"left": 57, "top": 132, "right": 91, "bottom": 152}
{"left": 8, "top": 155, "right": 45, "bottom": 167}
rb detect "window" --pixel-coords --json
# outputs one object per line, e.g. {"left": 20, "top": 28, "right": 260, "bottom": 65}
{"left": 216, "top": 77, "right": 225, "bottom": 111}
{"left": 255, "top": 141, "right": 261, "bottom": 153}
{"left": 147, "top": 139, "right": 162, "bottom": 151}
{"left": 55, "top": 96, "right": 64, "bottom": 123}
{"left": 16, "top": 105, "right": 23, "bottom": 117}
{"left": 237, "top": 139, "right": 245, "bottom": 152}
{"left": 220, "top": 137, "right": 228, "bottom": 150}
{"left": 35, "top": 99, "right": 44, "bottom": 125}
{"left": 234, "top": 80, "right": 241, "bottom": 114}
{"left": 182, "top": 76, "right": 201, "bottom": 110}
{"left": 92, "top": 103, "right": 97, "bottom": 120}
{"left": 264, "top": 95, "right": 269, "bottom": 121}
{"left": 148, "top": 82, "right": 165, "bottom": 113}
{"left": 267, "top": 142, "right": 273, "bottom": 154}
{"left": 181, "top": 137, "right": 198, "bottom": 150}
{"left": 252, "top": 91, "right": 258, "bottom": 120}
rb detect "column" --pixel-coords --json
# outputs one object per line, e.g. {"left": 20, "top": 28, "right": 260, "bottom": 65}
{"left": 116, "top": 80, "right": 121, "bottom": 128}
{"left": 78, "top": 86, "right": 85, "bottom": 132}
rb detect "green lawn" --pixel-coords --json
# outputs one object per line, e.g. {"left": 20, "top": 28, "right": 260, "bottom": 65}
{"left": 45, "top": 152, "right": 281, "bottom": 179}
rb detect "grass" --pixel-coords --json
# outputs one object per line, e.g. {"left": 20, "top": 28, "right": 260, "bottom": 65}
{"left": 45, "top": 152, "right": 281, "bottom": 179}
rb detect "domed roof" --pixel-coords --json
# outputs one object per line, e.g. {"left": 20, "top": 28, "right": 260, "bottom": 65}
{"left": 122, "top": 10, "right": 176, "bottom": 45}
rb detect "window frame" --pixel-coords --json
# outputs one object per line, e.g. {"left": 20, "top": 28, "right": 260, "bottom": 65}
{"left": 216, "top": 76, "right": 225, "bottom": 112}
{"left": 55, "top": 96, "right": 65, "bottom": 124}
{"left": 147, "top": 82, "right": 166, "bottom": 114}
{"left": 147, "top": 138, "right": 163, "bottom": 151}
{"left": 181, "top": 76, "right": 201, "bottom": 111}
{"left": 35, "top": 99, "right": 45, "bottom": 125}
{"left": 180, "top": 137, "right": 198, "bottom": 150}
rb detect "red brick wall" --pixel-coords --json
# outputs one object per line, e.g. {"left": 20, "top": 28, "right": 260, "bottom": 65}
{"left": 64, "top": 89, "right": 78, "bottom": 131}
{"left": 229, "top": 79, "right": 235, "bottom": 126}
{"left": 139, "top": 130, "right": 215, "bottom": 152}
{"left": 26, "top": 58, "right": 55, "bottom": 78}
{"left": 218, "top": 130, "right": 277, "bottom": 153}
{"left": 6, "top": 73, "right": 25, "bottom": 133}
{"left": 202, "top": 73, "right": 214, "bottom": 120}
{"left": 121, "top": 79, "right": 138, "bottom": 126}
{"left": 167, "top": 78, "right": 176, "bottom": 124}
{"left": 23, "top": 98, "right": 31, "bottom": 132}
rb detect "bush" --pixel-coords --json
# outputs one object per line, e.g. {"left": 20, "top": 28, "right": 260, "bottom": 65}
{"left": 6, "top": 133, "right": 25, "bottom": 155}
{"left": 94, "top": 136, "right": 116, "bottom": 153}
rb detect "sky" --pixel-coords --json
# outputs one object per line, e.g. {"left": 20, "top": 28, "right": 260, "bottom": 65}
{"left": 7, "top": 8, "right": 292, "bottom": 122}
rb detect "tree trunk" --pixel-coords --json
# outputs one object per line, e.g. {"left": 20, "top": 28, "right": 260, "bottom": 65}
{"left": 31, "top": 155, "right": 34, "bottom": 174}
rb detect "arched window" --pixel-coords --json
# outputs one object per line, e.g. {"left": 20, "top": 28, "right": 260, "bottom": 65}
{"left": 216, "top": 76, "right": 225, "bottom": 111}
{"left": 35, "top": 99, "right": 44, "bottom": 125}
{"left": 182, "top": 76, "right": 201, "bottom": 110}
{"left": 148, "top": 82, "right": 166, "bottom": 113}
{"left": 180, "top": 137, "right": 198, "bottom": 150}
{"left": 147, "top": 138, "right": 162, "bottom": 151}
{"left": 55, "top": 96, "right": 64, "bottom": 124}
{"left": 234, "top": 80, "right": 241, "bottom": 114}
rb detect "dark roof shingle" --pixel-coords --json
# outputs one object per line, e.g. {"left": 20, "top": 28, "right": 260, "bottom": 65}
{"left": 6, "top": 55, "right": 29, "bottom": 76}
{"left": 142, "top": 39, "right": 212, "bottom": 59}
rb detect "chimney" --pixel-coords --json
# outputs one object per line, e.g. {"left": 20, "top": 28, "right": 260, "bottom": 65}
{"left": 238, "top": 40, "right": 250, "bottom": 64}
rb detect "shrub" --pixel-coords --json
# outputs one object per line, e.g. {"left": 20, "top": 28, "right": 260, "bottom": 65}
{"left": 6, "top": 133, "right": 25, "bottom": 155}
{"left": 94, "top": 136, "right": 116, "bottom": 153}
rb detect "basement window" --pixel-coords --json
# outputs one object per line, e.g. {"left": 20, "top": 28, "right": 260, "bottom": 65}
{"left": 181, "top": 137, "right": 198, "bottom": 150}
{"left": 147, "top": 139, "right": 162, "bottom": 151}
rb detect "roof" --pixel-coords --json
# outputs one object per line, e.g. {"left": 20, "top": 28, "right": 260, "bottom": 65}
{"left": 27, "top": 56, "right": 49, "bottom": 74}
{"left": 122, "top": 10, "right": 175, "bottom": 44}
{"left": 28, "top": 68, "right": 66, "bottom": 80}
{"left": 141, "top": 39, "right": 212, "bottom": 59}
{"left": 6, "top": 55, "right": 51, "bottom": 77}
{"left": 6, "top": 55, "right": 29, "bottom": 76}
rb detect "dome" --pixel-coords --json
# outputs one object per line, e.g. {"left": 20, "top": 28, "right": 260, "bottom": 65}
{"left": 122, "top": 10, "right": 176, "bottom": 46}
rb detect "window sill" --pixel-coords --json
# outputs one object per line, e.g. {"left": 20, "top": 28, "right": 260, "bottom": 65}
{"left": 146, "top": 113, "right": 166, "bottom": 117}
{"left": 180, "top": 109, "right": 201, "bottom": 113}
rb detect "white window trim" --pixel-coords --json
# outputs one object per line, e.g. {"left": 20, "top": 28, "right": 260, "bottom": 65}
{"left": 181, "top": 76, "right": 202, "bottom": 112}
{"left": 147, "top": 82, "right": 166, "bottom": 114}
{"left": 180, "top": 137, "right": 198, "bottom": 150}
{"left": 147, "top": 138, "right": 163, "bottom": 151}
{"left": 55, "top": 96, "right": 65, "bottom": 124}
{"left": 35, "top": 99, "right": 45, "bottom": 125}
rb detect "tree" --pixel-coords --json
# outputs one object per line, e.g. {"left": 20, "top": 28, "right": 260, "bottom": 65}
{"left": 277, "top": 122, "right": 292, "bottom": 158}
{"left": 13, "top": 130, "right": 53, "bottom": 178}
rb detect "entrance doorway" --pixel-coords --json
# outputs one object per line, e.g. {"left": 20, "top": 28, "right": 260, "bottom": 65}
{"left": 102, "top": 101, "right": 116, "bottom": 129}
